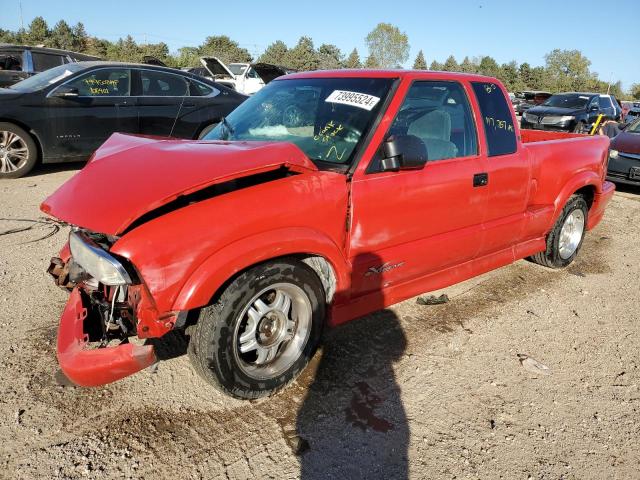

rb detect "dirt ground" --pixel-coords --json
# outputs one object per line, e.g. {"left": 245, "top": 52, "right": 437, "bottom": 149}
{"left": 1, "top": 165, "right": 639, "bottom": 480}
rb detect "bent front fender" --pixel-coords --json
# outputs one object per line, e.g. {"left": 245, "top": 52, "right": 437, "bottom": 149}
{"left": 172, "top": 227, "right": 352, "bottom": 311}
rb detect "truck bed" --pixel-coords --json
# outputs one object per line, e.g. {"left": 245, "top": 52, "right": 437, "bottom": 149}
{"left": 521, "top": 129, "right": 586, "bottom": 143}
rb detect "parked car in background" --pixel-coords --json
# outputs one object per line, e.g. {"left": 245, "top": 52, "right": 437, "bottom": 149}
{"left": 0, "top": 61, "right": 246, "bottom": 178}
{"left": 194, "top": 57, "right": 293, "bottom": 95}
{"left": 514, "top": 91, "right": 552, "bottom": 115}
{"left": 521, "top": 92, "right": 621, "bottom": 133}
{"left": 0, "top": 44, "right": 99, "bottom": 87}
{"left": 41, "top": 71, "right": 613, "bottom": 398}
{"left": 607, "top": 119, "right": 640, "bottom": 186}
{"left": 624, "top": 107, "right": 640, "bottom": 125}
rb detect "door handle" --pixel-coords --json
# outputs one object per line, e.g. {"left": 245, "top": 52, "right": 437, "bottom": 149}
{"left": 473, "top": 172, "right": 489, "bottom": 187}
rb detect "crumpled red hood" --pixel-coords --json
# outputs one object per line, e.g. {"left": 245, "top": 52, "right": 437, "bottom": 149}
{"left": 41, "top": 133, "right": 317, "bottom": 235}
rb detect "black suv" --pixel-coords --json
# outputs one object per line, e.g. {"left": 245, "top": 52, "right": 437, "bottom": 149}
{"left": 520, "top": 92, "right": 622, "bottom": 133}
{"left": 0, "top": 44, "right": 99, "bottom": 87}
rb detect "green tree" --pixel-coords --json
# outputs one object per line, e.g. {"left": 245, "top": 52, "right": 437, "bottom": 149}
{"left": 258, "top": 40, "right": 289, "bottom": 65}
{"left": 198, "top": 35, "right": 252, "bottom": 64}
{"left": 459, "top": 56, "right": 476, "bottom": 73}
{"left": 344, "top": 48, "right": 362, "bottom": 69}
{"left": 285, "top": 36, "right": 319, "bottom": 71}
{"left": 317, "top": 43, "right": 343, "bottom": 70}
{"left": 429, "top": 60, "right": 443, "bottom": 71}
{"left": 631, "top": 83, "right": 640, "bottom": 100}
{"left": 71, "top": 22, "right": 89, "bottom": 52}
{"left": 85, "top": 37, "right": 109, "bottom": 58}
{"left": 0, "top": 28, "right": 18, "bottom": 44}
{"left": 529, "top": 66, "right": 548, "bottom": 91}
{"left": 518, "top": 62, "right": 532, "bottom": 88}
{"left": 500, "top": 61, "right": 524, "bottom": 91}
{"left": 365, "top": 23, "right": 409, "bottom": 68}
{"left": 544, "top": 49, "right": 591, "bottom": 91}
{"left": 27, "top": 16, "right": 49, "bottom": 45}
{"left": 477, "top": 56, "right": 500, "bottom": 78}
{"left": 364, "top": 54, "right": 380, "bottom": 68}
{"left": 442, "top": 55, "right": 459, "bottom": 72}
{"left": 412, "top": 50, "right": 427, "bottom": 70}
{"left": 51, "top": 20, "right": 74, "bottom": 50}
{"left": 175, "top": 46, "right": 200, "bottom": 67}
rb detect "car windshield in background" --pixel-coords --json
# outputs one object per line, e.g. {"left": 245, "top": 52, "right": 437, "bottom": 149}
{"left": 626, "top": 119, "right": 640, "bottom": 133}
{"left": 10, "top": 63, "right": 85, "bottom": 91}
{"left": 204, "top": 77, "right": 394, "bottom": 165}
{"left": 229, "top": 64, "right": 247, "bottom": 76}
{"left": 542, "top": 94, "right": 591, "bottom": 109}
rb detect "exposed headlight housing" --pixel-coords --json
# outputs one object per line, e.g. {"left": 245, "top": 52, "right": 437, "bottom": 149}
{"left": 69, "top": 231, "right": 132, "bottom": 286}
{"left": 609, "top": 149, "right": 619, "bottom": 159}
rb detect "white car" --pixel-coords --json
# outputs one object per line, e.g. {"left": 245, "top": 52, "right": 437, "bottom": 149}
{"left": 196, "top": 57, "right": 292, "bottom": 95}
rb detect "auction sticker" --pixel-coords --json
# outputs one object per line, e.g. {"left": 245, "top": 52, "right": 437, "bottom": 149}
{"left": 325, "top": 90, "right": 380, "bottom": 111}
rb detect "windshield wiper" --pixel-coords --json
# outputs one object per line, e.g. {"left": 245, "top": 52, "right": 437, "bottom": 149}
{"left": 220, "top": 116, "right": 235, "bottom": 140}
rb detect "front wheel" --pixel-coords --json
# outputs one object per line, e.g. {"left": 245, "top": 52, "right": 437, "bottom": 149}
{"left": 188, "top": 259, "right": 325, "bottom": 399}
{"left": 0, "top": 122, "right": 38, "bottom": 178}
{"left": 572, "top": 121, "right": 587, "bottom": 134}
{"left": 529, "top": 195, "right": 588, "bottom": 268}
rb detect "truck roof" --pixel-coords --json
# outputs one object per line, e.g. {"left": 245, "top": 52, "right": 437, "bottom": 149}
{"left": 284, "top": 69, "right": 500, "bottom": 83}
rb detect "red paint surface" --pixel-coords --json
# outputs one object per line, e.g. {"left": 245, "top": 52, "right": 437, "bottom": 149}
{"left": 57, "top": 288, "right": 157, "bottom": 386}
{"left": 43, "top": 71, "right": 614, "bottom": 386}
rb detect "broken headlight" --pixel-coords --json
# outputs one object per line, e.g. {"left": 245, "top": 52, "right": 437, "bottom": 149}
{"left": 69, "top": 231, "right": 132, "bottom": 286}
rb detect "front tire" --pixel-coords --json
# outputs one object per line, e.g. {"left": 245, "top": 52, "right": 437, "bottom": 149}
{"left": 572, "top": 121, "right": 587, "bottom": 134}
{"left": 188, "top": 259, "right": 325, "bottom": 399}
{"left": 529, "top": 195, "right": 588, "bottom": 268}
{"left": 0, "top": 122, "right": 38, "bottom": 178}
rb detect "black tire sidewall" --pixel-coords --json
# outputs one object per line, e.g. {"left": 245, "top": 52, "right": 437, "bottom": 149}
{"left": 0, "top": 122, "right": 38, "bottom": 178}
{"left": 191, "top": 259, "right": 325, "bottom": 399}
{"left": 197, "top": 122, "right": 219, "bottom": 140}
{"left": 549, "top": 196, "right": 588, "bottom": 267}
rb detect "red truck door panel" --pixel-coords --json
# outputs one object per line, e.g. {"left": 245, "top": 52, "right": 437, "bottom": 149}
{"left": 470, "top": 81, "right": 530, "bottom": 254}
{"left": 349, "top": 80, "right": 487, "bottom": 297}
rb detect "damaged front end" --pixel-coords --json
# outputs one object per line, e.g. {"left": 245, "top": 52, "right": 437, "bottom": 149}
{"left": 49, "top": 230, "right": 178, "bottom": 387}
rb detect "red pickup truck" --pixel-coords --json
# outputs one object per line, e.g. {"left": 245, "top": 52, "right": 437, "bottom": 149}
{"left": 42, "top": 70, "right": 614, "bottom": 399}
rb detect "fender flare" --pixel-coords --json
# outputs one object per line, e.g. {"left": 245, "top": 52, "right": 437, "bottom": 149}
{"left": 172, "top": 227, "right": 352, "bottom": 311}
{"left": 551, "top": 170, "right": 601, "bottom": 225}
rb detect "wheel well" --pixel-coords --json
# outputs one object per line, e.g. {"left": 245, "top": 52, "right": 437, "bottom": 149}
{"left": 574, "top": 185, "right": 595, "bottom": 210}
{"left": 0, "top": 118, "right": 42, "bottom": 163}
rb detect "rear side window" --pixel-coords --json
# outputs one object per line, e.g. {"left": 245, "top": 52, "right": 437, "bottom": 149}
{"left": 141, "top": 70, "right": 188, "bottom": 96}
{"left": 32, "top": 52, "right": 65, "bottom": 71}
{"left": 471, "top": 82, "right": 517, "bottom": 157}
{"left": 599, "top": 96, "right": 612, "bottom": 108}
{"left": 190, "top": 81, "right": 218, "bottom": 97}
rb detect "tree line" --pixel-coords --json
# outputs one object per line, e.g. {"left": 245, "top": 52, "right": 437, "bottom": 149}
{"left": 1, "top": 18, "right": 637, "bottom": 99}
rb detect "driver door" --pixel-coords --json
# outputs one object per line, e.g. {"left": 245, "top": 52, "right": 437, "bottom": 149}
{"left": 46, "top": 67, "right": 138, "bottom": 160}
{"left": 348, "top": 80, "right": 488, "bottom": 297}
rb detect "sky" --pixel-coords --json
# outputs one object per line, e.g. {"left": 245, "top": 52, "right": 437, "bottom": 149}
{"left": 2, "top": 0, "right": 639, "bottom": 90}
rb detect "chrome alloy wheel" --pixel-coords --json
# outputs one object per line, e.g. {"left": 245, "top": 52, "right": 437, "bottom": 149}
{"left": 0, "top": 130, "right": 29, "bottom": 174}
{"left": 233, "top": 283, "right": 312, "bottom": 380}
{"left": 558, "top": 209, "right": 585, "bottom": 260}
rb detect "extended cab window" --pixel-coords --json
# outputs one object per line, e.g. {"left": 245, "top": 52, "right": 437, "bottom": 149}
{"left": 388, "top": 81, "right": 477, "bottom": 161}
{"left": 32, "top": 52, "right": 65, "bottom": 71}
{"left": 66, "top": 69, "right": 131, "bottom": 96}
{"left": 471, "top": 82, "right": 517, "bottom": 156}
{"left": 141, "top": 70, "right": 188, "bottom": 96}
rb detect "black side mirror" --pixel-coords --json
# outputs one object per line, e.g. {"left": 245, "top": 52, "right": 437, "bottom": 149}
{"left": 380, "top": 135, "right": 428, "bottom": 172}
{"left": 51, "top": 85, "right": 79, "bottom": 98}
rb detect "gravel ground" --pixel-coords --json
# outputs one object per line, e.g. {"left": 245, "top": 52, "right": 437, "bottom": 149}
{"left": 1, "top": 165, "right": 639, "bottom": 479}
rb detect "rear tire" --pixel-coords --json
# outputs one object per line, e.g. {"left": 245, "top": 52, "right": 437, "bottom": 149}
{"left": 0, "top": 122, "right": 38, "bottom": 178}
{"left": 529, "top": 195, "right": 588, "bottom": 268}
{"left": 188, "top": 259, "right": 325, "bottom": 399}
{"left": 197, "top": 122, "right": 219, "bottom": 140}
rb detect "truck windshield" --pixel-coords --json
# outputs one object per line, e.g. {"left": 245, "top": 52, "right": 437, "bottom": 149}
{"left": 204, "top": 77, "right": 394, "bottom": 165}
{"left": 542, "top": 94, "right": 591, "bottom": 109}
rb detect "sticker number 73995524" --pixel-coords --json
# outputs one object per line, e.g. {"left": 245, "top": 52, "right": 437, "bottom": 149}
{"left": 325, "top": 90, "right": 381, "bottom": 111}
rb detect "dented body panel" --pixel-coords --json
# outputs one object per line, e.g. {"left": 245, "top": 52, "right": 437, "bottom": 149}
{"left": 42, "top": 70, "right": 614, "bottom": 387}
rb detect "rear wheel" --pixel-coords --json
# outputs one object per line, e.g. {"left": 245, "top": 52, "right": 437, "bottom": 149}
{"left": 197, "top": 122, "right": 219, "bottom": 140}
{"left": 529, "top": 195, "right": 588, "bottom": 268}
{"left": 188, "top": 259, "right": 325, "bottom": 399}
{"left": 0, "top": 123, "right": 38, "bottom": 178}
